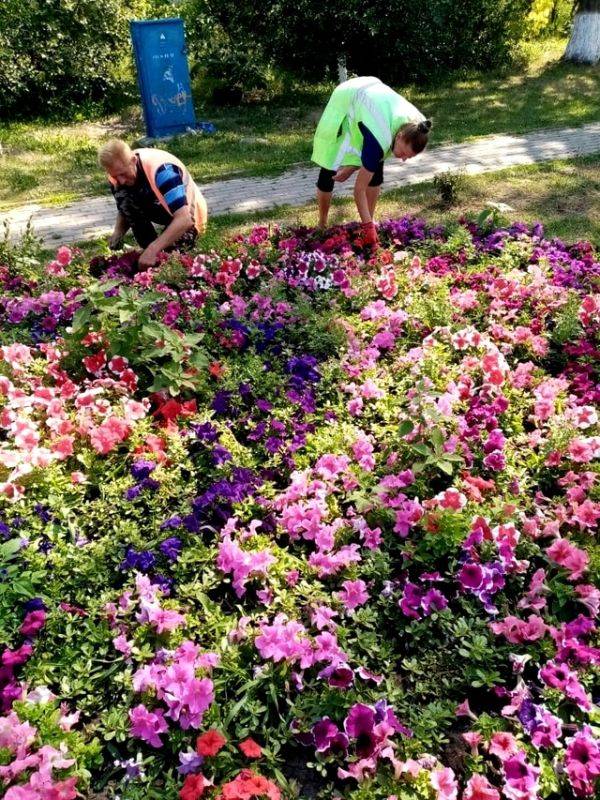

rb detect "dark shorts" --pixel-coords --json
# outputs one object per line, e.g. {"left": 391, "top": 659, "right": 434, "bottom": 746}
{"left": 316, "top": 163, "right": 384, "bottom": 192}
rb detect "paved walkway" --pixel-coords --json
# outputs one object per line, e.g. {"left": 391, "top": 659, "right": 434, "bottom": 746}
{"left": 2, "top": 122, "right": 600, "bottom": 247}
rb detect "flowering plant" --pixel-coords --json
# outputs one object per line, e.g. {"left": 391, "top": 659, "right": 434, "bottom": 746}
{"left": 1, "top": 215, "right": 598, "bottom": 800}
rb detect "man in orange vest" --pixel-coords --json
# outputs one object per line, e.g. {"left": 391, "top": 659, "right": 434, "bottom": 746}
{"left": 98, "top": 139, "right": 207, "bottom": 269}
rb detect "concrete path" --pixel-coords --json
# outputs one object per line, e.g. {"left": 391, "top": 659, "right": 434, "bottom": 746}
{"left": 2, "top": 122, "right": 600, "bottom": 247}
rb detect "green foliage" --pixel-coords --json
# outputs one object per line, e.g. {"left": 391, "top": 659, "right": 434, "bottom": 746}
{"left": 66, "top": 281, "right": 209, "bottom": 394}
{"left": 433, "top": 170, "right": 468, "bottom": 208}
{"left": 550, "top": 291, "right": 583, "bottom": 345}
{"left": 191, "top": 0, "right": 532, "bottom": 85}
{"left": 0, "top": 0, "right": 173, "bottom": 116}
{"left": 0, "top": 539, "right": 46, "bottom": 644}
{"left": 526, "top": 0, "right": 574, "bottom": 38}
{"left": 0, "top": 221, "right": 45, "bottom": 279}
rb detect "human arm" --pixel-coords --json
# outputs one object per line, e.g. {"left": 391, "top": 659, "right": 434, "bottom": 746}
{"left": 109, "top": 211, "right": 130, "bottom": 249}
{"left": 353, "top": 167, "right": 376, "bottom": 223}
{"left": 138, "top": 206, "right": 194, "bottom": 268}
{"left": 333, "top": 165, "right": 360, "bottom": 182}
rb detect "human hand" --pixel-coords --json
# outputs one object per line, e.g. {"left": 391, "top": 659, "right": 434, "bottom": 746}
{"left": 108, "top": 232, "right": 124, "bottom": 250}
{"left": 333, "top": 166, "right": 358, "bottom": 183}
{"left": 138, "top": 245, "right": 159, "bottom": 269}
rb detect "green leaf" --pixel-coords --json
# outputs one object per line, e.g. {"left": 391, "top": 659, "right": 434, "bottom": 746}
{"left": 438, "top": 461, "right": 454, "bottom": 475}
{"left": 398, "top": 419, "right": 414, "bottom": 437}
{"left": 189, "top": 349, "right": 209, "bottom": 369}
{"left": 430, "top": 427, "right": 444, "bottom": 453}
{"left": 412, "top": 444, "right": 431, "bottom": 456}
{"left": 71, "top": 305, "right": 92, "bottom": 334}
{"left": 0, "top": 539, "right": 23, "bottom": 560}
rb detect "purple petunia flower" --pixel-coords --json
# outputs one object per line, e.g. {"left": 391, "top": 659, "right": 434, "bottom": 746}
{"left": 131, "top": 460, "right": 156, "bottom": 481}
{"left": 160, "top": 537, "right": 182, "bottom": 562}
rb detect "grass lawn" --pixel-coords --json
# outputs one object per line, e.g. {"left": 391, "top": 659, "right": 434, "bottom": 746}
{"left": 1, "top": 38, "right": 599, "bottom": 211}
{"left": 63, "top": 153, "right": 599, "bottom": 263}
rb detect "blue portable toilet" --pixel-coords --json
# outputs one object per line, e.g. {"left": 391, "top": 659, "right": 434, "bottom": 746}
{"left": 130, "top": 18, "right": 197, "bottom": 139}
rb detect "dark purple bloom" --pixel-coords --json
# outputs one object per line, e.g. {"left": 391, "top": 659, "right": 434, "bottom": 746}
{"left": 518, "top": 699, "right": 540, "bottom": 733}
{"left": 211, "top": 445, "right": 232, "bottom": 465}
{"left": 23, "top": 597, "right": 46, "bottom": 612}
{"left": 161, "top": 515, "right": 183, "bottom": 530}
{"left": 34, "top": 504, "right": 53, "bottom": 524}
{"left": 125, "top": 485, "right": 142, "bottom": 501}
{"left": 264, "top": 437, "right": 284, "bottom": 454}
{"left": 120, "top": 547, "right": 155, "bottom": 572}
{"left": 286, "top": 355, "right": 321, "bottom": 383}
{"left": 160, "top": 537, "right": 182, "bottom": 562}
{"left": 151, "top": 574, "right": 173, "bottom": 593}
{"left": 131, "top": 460, "right": 156, "bottom": 481}
{"left": 212, "top": 390, "right": 234, "bottom": 416}
{"left": 139, "top": 477, "right": 160, "bottom": 492}
{"left": 193, "top": 422, "right": 219, "bottom": 443}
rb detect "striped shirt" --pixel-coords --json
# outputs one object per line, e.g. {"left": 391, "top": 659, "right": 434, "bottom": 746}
{"left": 154, "top": 163, "right": 188, "bottom": 214}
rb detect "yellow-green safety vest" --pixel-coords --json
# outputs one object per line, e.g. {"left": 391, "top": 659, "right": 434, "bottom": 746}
{"left": 312, "top": 76, "right": 425, "bottom": 171}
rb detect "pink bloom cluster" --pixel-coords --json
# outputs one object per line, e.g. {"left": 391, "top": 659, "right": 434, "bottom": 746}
{"left": 0, "top": 705, "right": 79, "bottom": 800}
{"left": 131, "top": 641, "right": 217, "bottom": 742}
{"left": 216, "top": 531, "right": 276, "bottom": 597}
{"left": 0, "top": 344, "right": 146, "bottom": 499}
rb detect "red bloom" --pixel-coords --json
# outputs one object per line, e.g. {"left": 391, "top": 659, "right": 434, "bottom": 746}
{"left": 209, "top": 361, "right": 225, "bottom": 379}
{"left": 82, "top": 350, "right": 107, "bottom": 375}
{"left": 153, "top": 396, "right": 197, "bottom": 423}
{"left": 196, "top": 729, "right": 227, "bottom": 757}
{"left": 179, "top": 773, "right": 210, "bottom": 800}
{"left": 239, "top": 738, "right": 262, "bottom": 758}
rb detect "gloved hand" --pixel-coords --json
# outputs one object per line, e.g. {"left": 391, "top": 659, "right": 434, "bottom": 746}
{"left": 359, "top": 221, "right": 378, "bottom": 247}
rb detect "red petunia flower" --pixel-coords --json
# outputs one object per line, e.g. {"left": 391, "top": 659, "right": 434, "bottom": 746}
{"left": 209, "top": 361, "right": 225, "bottom": 379}
{"left": 179, "top": 773, "right": 210, "bottom": 800}
{"left": 196, "top": 729, "right": 227, "bottom": 757}
{"left": 239, "top": 738, "right": 262, "bottom": 759}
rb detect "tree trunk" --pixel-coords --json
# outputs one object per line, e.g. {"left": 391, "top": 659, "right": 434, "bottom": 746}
{"left": 564, "top": 0, "right": 600, "bottom": 64}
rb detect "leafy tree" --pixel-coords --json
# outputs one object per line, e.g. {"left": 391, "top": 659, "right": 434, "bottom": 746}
{"left": 0, "top": 0, "right": 174, "bottom": 115}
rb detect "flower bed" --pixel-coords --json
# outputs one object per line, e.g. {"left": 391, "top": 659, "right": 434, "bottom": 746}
{"left": 0, "top": 216, "right": 598, "bottom": 800}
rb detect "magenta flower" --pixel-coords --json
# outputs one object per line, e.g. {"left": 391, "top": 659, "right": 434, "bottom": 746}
{"left": 344, "top": 703, "right": 377, "bottom": 759}
{"left": 312, "top": 717, "right": 349, "bottom": 756}
{"left": 564, "top": 725, "right": 600, "bottom": 798}
{"left": 338, "top": 579, "right": 369, "bottom": 611}
{"left": 129, "top": 704, "right": 168, "bottom": 748}
{"left": 19, "top": 611, "right": 46, "bottom": 637}
{"left": 503, "top": 750, "right": 540, "bottom": 800}
{"left": 458, "top": 563, "right": 484, "bottom": 590}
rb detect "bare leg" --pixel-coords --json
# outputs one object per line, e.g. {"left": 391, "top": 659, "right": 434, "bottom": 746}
{"left": 317, "top": 188, "right": 333, "bottom": 229}
{"left": 366, "top": 186, "right": 381, "bottom": 220}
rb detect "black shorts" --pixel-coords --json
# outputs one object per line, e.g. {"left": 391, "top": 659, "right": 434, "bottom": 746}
{"left": 316, "top": 164, "right": 384, "bottom": 192}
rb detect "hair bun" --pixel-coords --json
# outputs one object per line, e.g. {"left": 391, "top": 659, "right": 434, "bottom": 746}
{"left": 418, "top": 119, "right": 432, "bottom": 134}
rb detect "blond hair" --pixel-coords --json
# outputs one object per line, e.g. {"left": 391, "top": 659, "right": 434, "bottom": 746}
{"left": 98, "top": 139, "right": 134, "bottom": 169}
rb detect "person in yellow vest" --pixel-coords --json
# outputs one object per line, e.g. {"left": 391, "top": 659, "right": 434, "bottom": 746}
{"left": 98, "top": 139, "right": 208, "bottom": 269}
{"left": 312, "top": 76, "right": 431, "bottom": 245}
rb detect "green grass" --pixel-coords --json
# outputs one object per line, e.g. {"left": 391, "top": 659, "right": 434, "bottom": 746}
{"left": 58, "top": 153, "right": 599, "bottom": 262}
{"left": 2, "top": 37, "right": 599, "bottom": 211}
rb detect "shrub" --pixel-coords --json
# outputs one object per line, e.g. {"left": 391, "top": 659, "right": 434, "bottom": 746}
{"left": 0, "top": 0, "right": 171, "bottom": 116}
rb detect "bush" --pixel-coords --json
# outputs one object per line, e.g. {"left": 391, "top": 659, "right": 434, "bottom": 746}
{"left": 433, "top": 170, "right": 468, "bottom": 207}
{"left": 0, "top": 0, "right": 172, "bottom": 116}
{"left": 188, "top": 0, "right": 533, "bottom": 85}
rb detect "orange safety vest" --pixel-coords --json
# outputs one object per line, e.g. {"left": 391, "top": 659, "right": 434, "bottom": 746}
{"left": 108, "top": 148, "right": 207, "bottom": 233}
